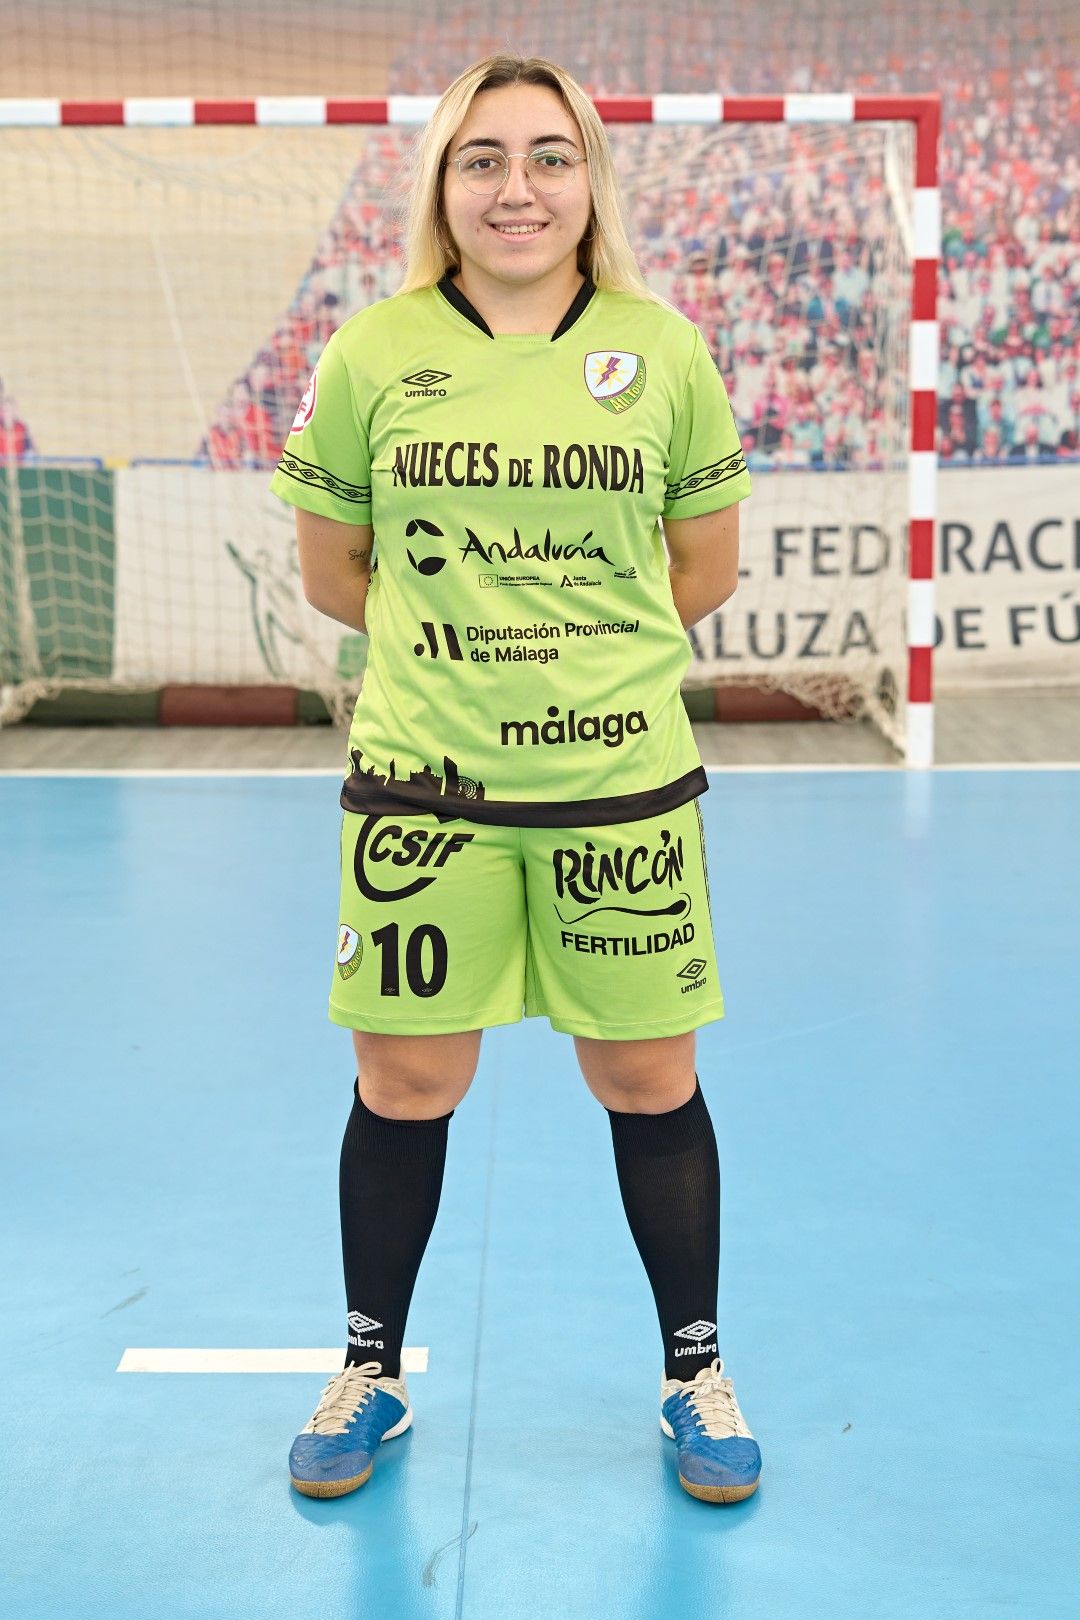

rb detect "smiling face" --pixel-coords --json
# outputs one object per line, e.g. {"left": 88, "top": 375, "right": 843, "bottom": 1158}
{"left": 441, "top": 82, "right": 592, "bottom": 304}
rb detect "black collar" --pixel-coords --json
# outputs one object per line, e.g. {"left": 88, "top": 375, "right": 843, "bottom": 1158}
{"left": 436, "top": 272, "right": 596, "bottom": 341}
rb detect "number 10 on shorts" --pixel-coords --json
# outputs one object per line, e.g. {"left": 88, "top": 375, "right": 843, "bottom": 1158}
{"left": 339, "top": 921, "right": 449, "bottom": 998}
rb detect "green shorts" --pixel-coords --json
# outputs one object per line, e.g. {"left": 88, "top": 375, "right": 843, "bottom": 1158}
{"left": 329, "top": 796, "right": 724, "bottom": 1041}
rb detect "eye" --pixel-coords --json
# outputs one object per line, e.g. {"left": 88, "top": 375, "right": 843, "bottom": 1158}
{"left": 533, "top": 149, "right": 573, "bottom": 170}
{"left": 462, "top": 151, "right": 502, "bottom": 173}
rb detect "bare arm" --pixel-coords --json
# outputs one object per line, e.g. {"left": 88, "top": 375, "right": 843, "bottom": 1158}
{"left": 294, "top": 507, "right": 374, "bottom": 635}
{"left": 663, "top": 501, "right": 741, "bottom": 629}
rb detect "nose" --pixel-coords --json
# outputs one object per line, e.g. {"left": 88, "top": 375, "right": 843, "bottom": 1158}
{"left": 496, "top": 154, "right": 536, "bottom": 206}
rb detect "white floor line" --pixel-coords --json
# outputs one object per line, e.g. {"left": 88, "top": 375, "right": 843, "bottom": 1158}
{"left": 117, "top": 1347, "right": 429, "bottom": 1373}
{"left": 0, "top": 767, "right": 345, "bottom": 778}
{"left": 923, "top": 761, "right": 1080, "bottom": 772}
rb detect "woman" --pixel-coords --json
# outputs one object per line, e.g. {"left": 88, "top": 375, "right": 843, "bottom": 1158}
{"left": 270, "top": 52, "right": 761, "bottom": 1506}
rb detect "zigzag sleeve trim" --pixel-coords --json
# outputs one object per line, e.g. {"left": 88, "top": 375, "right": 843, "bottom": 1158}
{"left": 664, "top": 451, "right": 747, "bottom": 505}
{"left": 275, "top": 451, "right": 371, "bottom": 505}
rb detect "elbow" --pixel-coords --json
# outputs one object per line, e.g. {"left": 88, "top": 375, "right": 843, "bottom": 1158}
{"left": 706, "top": 574, "right": 739, "bottom": 616}
{"left": 300, "top": 574, "right": 341, "bottom": 618}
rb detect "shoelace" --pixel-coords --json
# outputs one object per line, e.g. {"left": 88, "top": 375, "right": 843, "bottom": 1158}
{"left": 306, "top": 1361, "right": 390, "bottom": 1436}
{"left": 679, "top": 1358, "right": 751, "bottom": 1439}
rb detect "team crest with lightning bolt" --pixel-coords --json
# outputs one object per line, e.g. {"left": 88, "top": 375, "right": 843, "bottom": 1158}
{"left": 584, "top": 350, "right": 647, "bottom": 414}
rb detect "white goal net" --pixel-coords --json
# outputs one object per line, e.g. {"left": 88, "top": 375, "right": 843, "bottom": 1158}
{"left": 0, "top": 111, "right": 916, "bottom": 745}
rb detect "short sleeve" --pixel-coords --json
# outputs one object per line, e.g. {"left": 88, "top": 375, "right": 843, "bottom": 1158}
{"left": 268, "top": 330, "right": 372, "bottom": 524}
{"left": 662, "top": 328, "right": 752, "bottom": 519}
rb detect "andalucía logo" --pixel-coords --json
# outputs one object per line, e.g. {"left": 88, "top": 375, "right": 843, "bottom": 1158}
{"left": 584, "top": 351, "right": 646, "bottom": 414}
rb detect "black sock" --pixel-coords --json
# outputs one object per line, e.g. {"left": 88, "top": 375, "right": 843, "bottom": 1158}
{"left": 606, "top": 1077, "right": 720, "bottom": 1381}
{"left": 339, "top": 1079, "right": 452, "bottom": 1380}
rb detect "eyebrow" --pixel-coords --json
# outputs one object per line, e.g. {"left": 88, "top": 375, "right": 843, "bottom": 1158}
{"left": 454, "top": 134, "right": 578, "bottom": 154}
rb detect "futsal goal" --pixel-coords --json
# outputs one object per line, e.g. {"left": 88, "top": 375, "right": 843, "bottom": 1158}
{"left": 0, "top": 93, "right": 939, "bottom": 762}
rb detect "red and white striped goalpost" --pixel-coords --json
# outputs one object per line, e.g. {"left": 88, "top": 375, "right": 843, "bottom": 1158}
{"left": 1, "top": 92, "right": 940, "bottom": 766}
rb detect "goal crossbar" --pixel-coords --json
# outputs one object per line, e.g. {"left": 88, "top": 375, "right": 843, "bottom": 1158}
{"left": 0, "top": 92, "right": 941, "bottom": 764}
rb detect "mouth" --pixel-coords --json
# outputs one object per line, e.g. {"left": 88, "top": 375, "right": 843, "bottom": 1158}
{"left": 487, "top": 221, "right": 548, "bottom": 238}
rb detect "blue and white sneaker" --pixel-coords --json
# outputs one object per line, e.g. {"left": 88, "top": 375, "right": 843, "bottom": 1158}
{"left": 289, "top": 1360, "right": 412, "bottom": 1498}
{"left": 660, "top": 1357, "right": 761, "bottom": 1504}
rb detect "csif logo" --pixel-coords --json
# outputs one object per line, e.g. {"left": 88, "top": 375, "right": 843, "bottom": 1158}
{"left": 402, "top": 368, "right": 451, "bottom": 397}
{"left": 353, "top": 814, "right": 475, "bottom": 903}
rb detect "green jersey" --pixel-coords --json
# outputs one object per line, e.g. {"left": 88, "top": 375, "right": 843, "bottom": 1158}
{"left": 270, "top": 276, "right": 751, "bottom": 826}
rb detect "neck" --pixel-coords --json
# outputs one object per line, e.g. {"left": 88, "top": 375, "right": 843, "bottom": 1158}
{"left": 452, "top": 264, "right": 585, "bottom": 335}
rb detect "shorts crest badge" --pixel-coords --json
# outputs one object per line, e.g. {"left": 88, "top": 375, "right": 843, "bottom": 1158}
{"left": 584, "top": 350, "right": 646, "bottom": 414}
{"left": 337, "top": 923, "right": 363, "bottom": 979}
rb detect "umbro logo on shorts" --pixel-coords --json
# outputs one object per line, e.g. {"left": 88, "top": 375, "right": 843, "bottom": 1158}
{"left": 677, "top": 956, "right": 707, "bottom": 994}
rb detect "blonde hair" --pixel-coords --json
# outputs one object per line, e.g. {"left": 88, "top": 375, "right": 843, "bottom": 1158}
{"left": 396, "top": 53, "right": 660, "bottom": 303}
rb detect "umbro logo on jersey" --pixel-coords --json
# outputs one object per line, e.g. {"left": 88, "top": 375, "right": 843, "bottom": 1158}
{"left": 584, "top": 350, "right": 646, "bottom": 414}
{"left": 402, "top": 368, "right": 451, "bottom": 397}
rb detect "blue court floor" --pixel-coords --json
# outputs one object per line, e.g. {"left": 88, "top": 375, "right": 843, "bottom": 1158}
{"left": 1, "top": 767, "right": 1078, "bottom": 1620}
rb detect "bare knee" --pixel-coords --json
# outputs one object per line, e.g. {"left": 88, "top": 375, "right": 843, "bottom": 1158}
{"left": 353, "top": 1029, "right": 481, "bottom": 1120}
{"left": 575, "top": 1031, "right": 697, "bottom": 1113}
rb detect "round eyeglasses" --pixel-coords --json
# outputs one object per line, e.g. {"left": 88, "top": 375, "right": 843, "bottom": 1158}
{"left": 448, "top": 146, "right": 587, "bottom": 195}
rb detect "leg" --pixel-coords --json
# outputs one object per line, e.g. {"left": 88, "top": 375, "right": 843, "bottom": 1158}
{"left": 354, "top": 1027, "right": 482, "bottom": 1119}
{"left": 340, "top": 1029, "right": 482, "bottom": 1376}
{"left": 575, "top": 1030, "right": 697, "bottom": 1113}
{"left": 333, "top": 812, "right": 524, "bottom": 1378}
{"left": 577, "top": 1031, "right": 721, "bottom": 1380}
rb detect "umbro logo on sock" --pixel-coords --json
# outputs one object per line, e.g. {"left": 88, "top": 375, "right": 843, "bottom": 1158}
{"left": 674, "top": 1319, "right": 717, "bottom": 1340}
{"left": 347, "top": 1310, "right": 385, "bottom": 1350}
{"left": 673, "top": 1319, "right": 718, "bottom": 1355}
{"left": 347, "top": 1311, "right": 382, "bottom": 1333}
